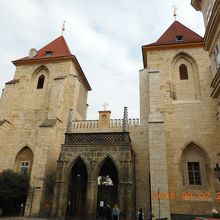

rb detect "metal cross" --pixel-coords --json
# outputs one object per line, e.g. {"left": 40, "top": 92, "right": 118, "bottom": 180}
{"left": 62, "top": 20, "right": 66, "bottom": 35}
{"left": 102, "top": 102, "right": 109, "bottom": 111}
{"left": 173, "top": 5, "right": 178, "bottom": 21}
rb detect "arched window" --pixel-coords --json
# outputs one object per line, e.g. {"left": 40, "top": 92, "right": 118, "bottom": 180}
{"left": 37, "top": 74, "right": 45, "bottom": 89}
{"left": 171, "top": 52, "right": 201, "bottom": 101}
{"left": 179, "top": 64, "right": 188, "bottom": 80}
{"left": 97, "top": 157, "right": 118, "bottom": 205}
{"left": 102, "top": 115, "right": 107, "bottom": 127}
{"left": 181, "top": 143, "right": 208, "bottom": 187}
{"left": 14, "top": 146, "right": 33, "bottom": 175}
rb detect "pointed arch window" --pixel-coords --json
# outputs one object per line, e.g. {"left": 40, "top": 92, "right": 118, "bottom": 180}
{"left": 181, "top": 143, "right": 208, "bottom": 188}
{"left": 14, "top": 146, "right": 33, "bottom": 176}
{"left": 37, "top": 74, "right": 45, "bottom": 89}
{"left": 179, "top": 64, "right": 188, "bottom": 80}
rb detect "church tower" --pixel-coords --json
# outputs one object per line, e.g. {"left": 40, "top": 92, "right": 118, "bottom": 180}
{"left": 140, "top": 21, "right": 220, "bottom": 219}
{"left": 0, "top": 36, "right": 91, "bottom": 216}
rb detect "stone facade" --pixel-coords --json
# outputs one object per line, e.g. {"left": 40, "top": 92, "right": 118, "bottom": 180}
{"left": 191, "top": 0, "right": 220, "bottom": 121}
{"left": 0, "top": 13, "right": 220, "bottom": 220}
{"left": 141, "top": 28, "right": 220, "bottom": 218}
{"left": 51, "top": 109, "right": 149, "bottom": 220}
{"left": 0, "top": 50, "right": 90, "bottom": 216}
{"left": 0, "top": 36, "right": 150, "bottom": 219}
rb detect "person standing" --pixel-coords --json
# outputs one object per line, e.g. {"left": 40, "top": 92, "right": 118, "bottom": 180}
{"left": 137, "top": 208, "right": 144, "bottom": 220}
{"left": 112, "top": 203, "right": 120, "bottom": 220}
{"left": 104, "top": 203, "right": 112, "bottom": 220}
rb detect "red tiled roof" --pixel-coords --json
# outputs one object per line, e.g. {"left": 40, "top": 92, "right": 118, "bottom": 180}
{"left": 12, "top": 36, "right": 92, "bottom": 91}
{"left": 14, "top": 36, "right": 72, "bottom": 62}
{"left": 147, "top": 21, "right": 203, "bottom": 46}
{"left": 34, "top": 35, "right": 72, "bottom": 58}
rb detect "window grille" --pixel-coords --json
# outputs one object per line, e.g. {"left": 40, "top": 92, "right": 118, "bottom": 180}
{"left": 179, "top": 64, "right": 188, "bottom": 80}
{"left": 187, "top": 162, "right": 202, "bottom": 185}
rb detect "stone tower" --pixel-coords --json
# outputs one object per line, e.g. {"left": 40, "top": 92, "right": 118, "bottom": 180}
{"left": 0, "top": 36, "right": 91, "bottom": 216}
{"left": 140, "top": 21, "right": 220, "bottom": 219}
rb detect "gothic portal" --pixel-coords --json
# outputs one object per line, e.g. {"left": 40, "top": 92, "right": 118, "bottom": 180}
{"left": 52, "top": 109, "right": 136, "bottom": 220}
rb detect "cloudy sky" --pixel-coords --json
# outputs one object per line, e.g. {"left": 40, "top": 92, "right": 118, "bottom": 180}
{"left": 0, "top": 0, "right": 204, "bottom": 119}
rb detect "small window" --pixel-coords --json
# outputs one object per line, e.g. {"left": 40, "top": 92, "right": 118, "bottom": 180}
{"left": 37, "top": 75, "right": 45, "bottom": 89}
{"left": 187, "top": 162, "right": 202, "bottom": 185}
{"left": 20, "top": 161, "right": 30, "bottom": 175}
{"left": 44, "top": 51, "right": 54, "bottom": 57}
{"left": 175, "top": 35, "right": 183, "bottom": 42}
{"left": 179, "top": 64, "right": 188, "bottom": 80}
{"left": 213, "top": 45, "right": 220, "bottom": 71}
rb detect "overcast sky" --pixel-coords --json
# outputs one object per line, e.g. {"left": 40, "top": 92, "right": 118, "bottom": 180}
{"left": 0, "top": 0, "right": 204, "bottom": 119}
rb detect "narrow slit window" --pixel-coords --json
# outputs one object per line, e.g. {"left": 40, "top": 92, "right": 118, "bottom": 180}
{"left": 179, "top": 64, "right": 188, "bottom": 80}
{"left": 37, "top": 75, "right": 45, "bottom": 89}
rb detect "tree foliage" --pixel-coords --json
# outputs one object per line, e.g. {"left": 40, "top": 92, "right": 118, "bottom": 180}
{"left": 0, "top": 169, "right": 30, "bottom": 204}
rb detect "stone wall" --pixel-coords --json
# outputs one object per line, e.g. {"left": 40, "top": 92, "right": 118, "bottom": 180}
{"left": 0, "top": 59, "right": 89, "bottom": 216}
{"left": 143, "top": 45, "right": 220, "bottom": 217}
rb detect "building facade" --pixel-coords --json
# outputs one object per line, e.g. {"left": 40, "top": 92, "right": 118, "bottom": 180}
{"left": 191, "top": 0, "right": 220, "bottom": 103}
{"left": 0, "top": 12, "right": 220, "bottom": 220}
{"left": 0, "top": 36, "right": 150, "bottom": 219}
{"left": 141, "top": 20, "right": 220, "bottom": 219}
{"left": 52, "top": 109, "right": 137, "bottom": 220}
{"left": 0, "top": 36, "right": 91, "bottom": 216}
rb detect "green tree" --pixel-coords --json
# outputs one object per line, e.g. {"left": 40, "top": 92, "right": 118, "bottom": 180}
{"left": 0, "top": 169, "right": 30, "bottom": 215}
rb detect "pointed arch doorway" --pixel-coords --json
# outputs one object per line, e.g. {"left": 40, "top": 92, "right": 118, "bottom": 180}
{"left": 66, "top": 158, "right": 88, "bottom": 218}
{"left": 97, "top": 157, "right": 118, "bottom": 209}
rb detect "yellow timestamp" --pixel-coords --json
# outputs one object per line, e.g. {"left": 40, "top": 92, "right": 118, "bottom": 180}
{"left": 151, "top": 191, "right": 220, "bottom": 200}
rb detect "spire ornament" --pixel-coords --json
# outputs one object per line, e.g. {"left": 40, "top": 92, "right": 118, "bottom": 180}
{"left": 62, "top": 20, "right": 66, "bottom": 35}
{"left": 123, "top": 106, "right": 129, "bottom": 132}
{"left": 173, "top": 5, "right": 178, "bottom": 21}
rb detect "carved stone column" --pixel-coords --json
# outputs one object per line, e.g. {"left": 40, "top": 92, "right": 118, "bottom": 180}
{"left": 52, "top": 158, "right": 67, "bottom": 219}
{"left": 86, "top": 159, "right": 98, "bottom": 219}
{"left": 119, "top": 157, "right": 134, "bottom": 220}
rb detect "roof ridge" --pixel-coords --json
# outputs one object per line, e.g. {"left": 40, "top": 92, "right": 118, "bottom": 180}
{"left": 13, "top": 35, "right": 73, "bottom": 62}
{"left": 174, "top": 20, "right": 203, "bottom": 38}
{"left": 56, "top": 35, "right": 72, "bottom": 55}
{"left": 148, "top": 20, "right": 203, "bottom": 47}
